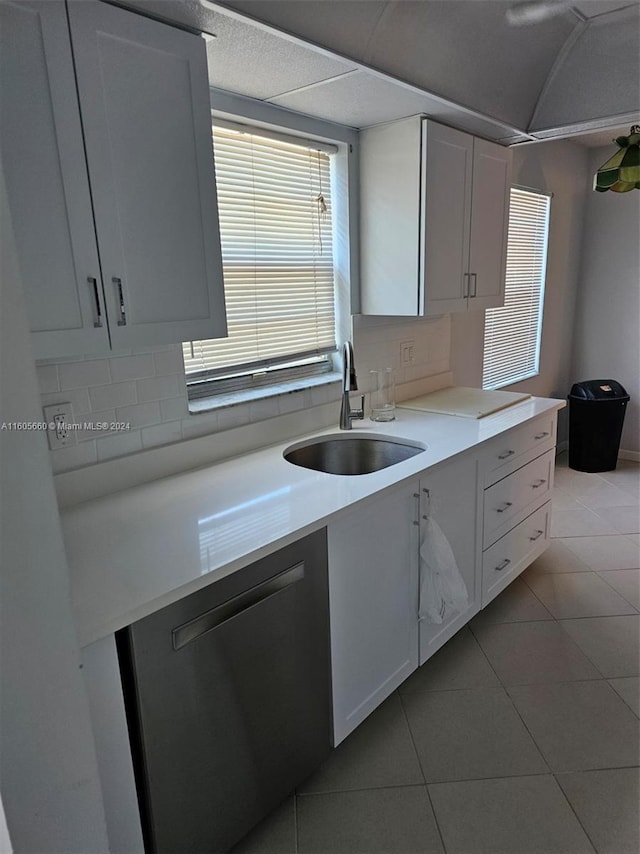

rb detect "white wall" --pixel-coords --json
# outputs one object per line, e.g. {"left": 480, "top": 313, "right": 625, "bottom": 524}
{"left": 571, "top": 146, "right": 640, "bottom": 455}
{"left": 0, "top": 167, "right": 109, "bottom": 852}
{"left": 451, "top": 138, "right": 590, "bottom": 443}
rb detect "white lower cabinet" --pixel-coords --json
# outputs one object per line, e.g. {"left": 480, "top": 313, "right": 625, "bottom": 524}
{"left": 482, "top": 502, "right": 551, "bottom": 605}
{"left": 327, "top": 453, "right": 481, "bottom": 745}
{"left": 327, "top": 480, "right": 420, "bottom": 745}
{"left": 418, "top": 453, "right": 481, "bottom": 665}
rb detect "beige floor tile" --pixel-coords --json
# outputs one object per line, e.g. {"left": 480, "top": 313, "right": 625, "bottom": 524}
{"left": 508, "top": 680, "right": 640, "bottom": 771}
{"left": 473, "top": 620, "right": 601, "bottom": 685}
{"left": 298, "top": 693, "right": 423, "bottom": 794}
{"left": 556, "top": 768, "right": 640, "bottom": 854}
{"left": 559, "top": 615, "right": 640, "bottom": 678}
{"left": 429, "top": 776, "right": 595, "bottom": 854}
{"left": 559, "top": 535, "right": 640, "bottom": 570}
{"left": 574, "top": 480, "right": 640, "bottom": 509}
{"left": 598, "top": 568, "right": 640, "bottom": 608}
{"left": 297, "top": 787, "right": 444, "bottom": 854}
{"left": 470, "top": 578, "right": 552, "bottom": 626}
{"left": 526, "top": 571, "right": 637, "bottom": 619}
{"left": 399, "top": 627, "right": 500, "bottom": 694}
{"left": 523, "top": 540, "right": 592, "bottom": 576}
{"left": 608, "top": 677, "right": 640, "bottom": 716}
{"left": 551, "top": 508, "right": 618, "bottom": 538}
{"left": 551, "top": 487, "right": 586, "bottom": 512}
{"left": 401, "top": 687, "right": 548, "bottom": 782}
{"left": 591, "top": 505, "right": 640, "bottom": 535}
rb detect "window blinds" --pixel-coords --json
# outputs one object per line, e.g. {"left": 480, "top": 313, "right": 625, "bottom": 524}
{"left": 483, "top": 187, "right": 550, "bottom": 390}
{"left": 183, "top": 124, "right": 337, "bottom": 378}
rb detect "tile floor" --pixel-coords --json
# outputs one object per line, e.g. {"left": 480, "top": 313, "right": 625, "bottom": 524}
{"left": 233, "top": 456, "right": 640, "bottom": 854}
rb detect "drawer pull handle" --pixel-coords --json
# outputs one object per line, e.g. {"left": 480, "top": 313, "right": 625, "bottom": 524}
{"left": 495, "top": 558, "right": 511, "bottom": 572}
{"left": 531, "top": 478, "right": 547, "bottom": 489}
{"left": 534, "top": 431, "right": 550, "bottom": 440}
{"left": 498, "top": 449, "right": 515, "bottom": 460}
{"left": 529, "top": 529, "right": 544, "bottom": 542}
{"left": 496, "top": 501, "right": 513, "bottom": 513}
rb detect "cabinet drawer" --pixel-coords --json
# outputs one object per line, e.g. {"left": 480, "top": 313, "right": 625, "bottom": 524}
{"left": 483, "top": 449, "right": 554, "bottom": 546}
{"left": 484, "top": 414, "right": 556, "bottom": 485}
{"left": 482, "top": 502, "right": 551, "bottom": 606}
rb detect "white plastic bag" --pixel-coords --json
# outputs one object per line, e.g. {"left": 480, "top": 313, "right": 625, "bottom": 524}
{"left": 419, "top": 516, "right": 469, "bottom": 624}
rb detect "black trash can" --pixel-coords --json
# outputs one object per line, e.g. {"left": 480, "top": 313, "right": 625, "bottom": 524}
{"left": 568, "top": 380, "right": 630, "bottom": 472}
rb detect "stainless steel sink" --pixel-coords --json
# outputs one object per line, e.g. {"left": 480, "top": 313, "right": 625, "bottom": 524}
{"left": 283, "top": 434, "right": 426, "bottom": 475}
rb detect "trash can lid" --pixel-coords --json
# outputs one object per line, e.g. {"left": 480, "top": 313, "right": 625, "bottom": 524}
{"left": 569, "top": 379, "right": 630, "bottom": 401}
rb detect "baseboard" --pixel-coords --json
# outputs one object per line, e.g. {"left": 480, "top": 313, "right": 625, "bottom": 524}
{"left": 619, "top": 448, "right": 640, "bottom": 462}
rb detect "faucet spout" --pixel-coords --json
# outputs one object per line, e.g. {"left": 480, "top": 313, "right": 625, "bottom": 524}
{"left": 339, "top": 341, "right": 364, "bottom": 429}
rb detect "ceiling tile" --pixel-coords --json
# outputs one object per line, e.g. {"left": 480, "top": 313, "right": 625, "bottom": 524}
{"left": 205, "top": 15, "right": 357, "bottom": 99}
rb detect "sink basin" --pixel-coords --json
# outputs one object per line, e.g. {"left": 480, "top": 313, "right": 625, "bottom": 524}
{"left": 283, "top": 433, "right": 426, "bottom": 475}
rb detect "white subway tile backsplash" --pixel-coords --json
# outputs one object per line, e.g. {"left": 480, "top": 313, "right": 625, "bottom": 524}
{"left": 41, "top": 312, "right": 452, "bottom": 473}
{"left": 137, "top": 374, "right": 181, "bottom": 403}
{"left": 153, "top": 346, "right": 185, "bottom": 376}
{"left": 249, "top": 397, "right": 280, "bottom": 422}
{"left": 36, "top": 364, "right": 59, "bottom": 394}
{"left": 41, "top": 387, "right": 91, "bottom": 416}
{"left": 116, "top": 401, "right": 161, "bottom": 429}
{"left": 141, "top": 421, "right": 183, "bottom": 449}
{"left": 277, "top": 388, "right": 307, "bottom": 415}
{"left": 74, "top": 409, "right": 117, "bottom": 442}
{"left": 96, "top": 431, "right": 143, "bottom": 462}
{"left": 59, "top": 359, "right": 110, "bottom": 390}
{"left": 216, "top": 404, "right": 251, "bottom": 431}
{"left": 160, "top": 396, "right": 189, "bottom": 423}
{"left": 109, "top": 354, "right": 155, "bottom": 382}
{"left": 89, "top": 381, "right": 137, "bottom": 411}
{"left": 181, "top": 412, "right": 219, "bottom": 439}
{"left": 50, "top": 439, "right": 98, "bottom": 474}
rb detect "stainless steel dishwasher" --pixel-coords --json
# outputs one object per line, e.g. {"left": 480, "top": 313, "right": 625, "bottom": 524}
{"left": 117, "top": 529, "right": 331, "bottom": 853}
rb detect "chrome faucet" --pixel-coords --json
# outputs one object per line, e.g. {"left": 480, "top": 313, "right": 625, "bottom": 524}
{"left": 339, "top": 341, "right": 365, "bottom": 430}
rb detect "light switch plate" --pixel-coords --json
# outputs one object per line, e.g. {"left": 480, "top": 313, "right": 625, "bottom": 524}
{"left": 400, "top": 340, "right": 415, "bottom": 365}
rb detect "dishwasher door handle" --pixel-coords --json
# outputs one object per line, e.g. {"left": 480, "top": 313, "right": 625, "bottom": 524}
{"left": 172, "top": 562, "right": 305, "bottom": 650}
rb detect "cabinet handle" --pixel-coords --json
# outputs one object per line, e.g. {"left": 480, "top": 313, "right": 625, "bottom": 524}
{"left": 534, "top": 431, "right": 550, "bottom": 440}
{"left": 463, "top": 272, "right": 470, "bottom": 298}
{"left": 529, "top": 529, "right": 544, "bottom": 542}
{"left": 88, "top": 277, "right": 102, "bottom": 328}
{"left": 531, "top": 478, "right": 547, "bottom": 489}
{"left": 495, "top": 558, "right": 511, "bottom": 572}
{"left": 498, "top": 449, "right": 515, "bottom": 460}
{"left": 496, "top": 501, "right": 513, "bottom": 513}
{"left": 470, "top": 272, "right": 477, "bottom": 298}
{"left": 113, "top": 277, "right": 127, "bottom": 326}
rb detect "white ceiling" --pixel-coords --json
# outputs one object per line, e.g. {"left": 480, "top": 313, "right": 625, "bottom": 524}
{"left": 118, "top": 0, "right": 640, "bottom": 143}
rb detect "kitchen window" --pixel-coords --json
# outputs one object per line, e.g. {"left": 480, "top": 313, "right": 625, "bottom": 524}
{"left": 482, "top": 187, "right": 551, "bottom": 390}
{"left": 183, "top": 121, "right": 339, "bottom": 402}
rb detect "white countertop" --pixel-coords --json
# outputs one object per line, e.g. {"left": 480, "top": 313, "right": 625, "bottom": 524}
{"left": 63, "top": 396, "right": 564, "bottom": 646}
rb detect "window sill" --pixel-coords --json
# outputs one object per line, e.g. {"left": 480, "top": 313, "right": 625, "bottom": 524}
{"left": 187, "top": 372, "right": 342, "bottom": 415}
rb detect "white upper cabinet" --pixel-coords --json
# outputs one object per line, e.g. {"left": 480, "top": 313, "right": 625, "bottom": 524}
{"left": 360, "top": 117, "right": 511, "bottom": 317}
{"left": 0, "top": 0, "right": 109, "bottom": 357}
{"left": 1, "top": 0, "right": 227, "bottom": 358}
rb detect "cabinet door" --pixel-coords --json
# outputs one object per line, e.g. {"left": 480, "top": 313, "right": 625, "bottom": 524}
{"left": 67, "top": 0, "right": 227, "bottom": 350}
{"left": 468, "top": 138, "right": 511, "bottom": 311}
{"left": 0, "top": 0, "right": 110, "bottom": 358}
{"left": 421, "top": 121, "right": 473, "bottom": 316}
{"left": 418, "top": 454, "right": 481, "bottom": 664}
{"left": 328, "top": 481, "right": 420, "bottom": 745}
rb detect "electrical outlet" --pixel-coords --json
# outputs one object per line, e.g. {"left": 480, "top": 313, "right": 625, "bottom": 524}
{"left": 43, "top": 402, "right": 76, "bottom": 450}
{"left": 400, "top": 339, "right": 415, "bottom": 366}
